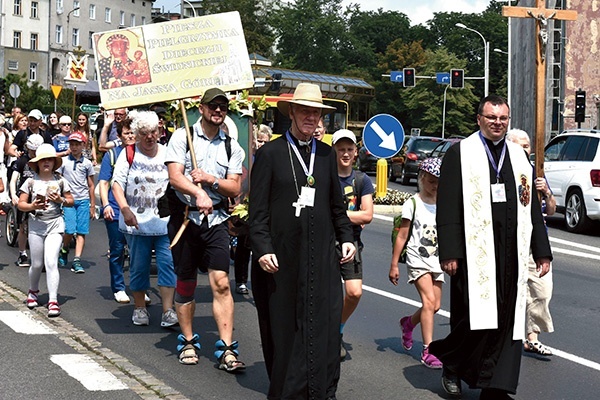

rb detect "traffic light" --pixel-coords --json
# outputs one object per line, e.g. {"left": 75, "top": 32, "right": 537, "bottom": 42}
{"left": 450, "top": 69, "right": 464, "bottom": 89}
{"left": 403, "top": 68, "right": 415, "bottom": 87}
{"left": 575, "top": 90, "right": 586, "bottom": 123}
{"left": 0, "top": 78, "right": 5, "bottom": 94}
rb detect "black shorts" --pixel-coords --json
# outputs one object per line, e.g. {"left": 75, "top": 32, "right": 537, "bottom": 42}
{"left": 339, "top": 241, "right": 363, "bottom": 281}
{"left": 168, "top": 212, "right": 230, "bottom": 280}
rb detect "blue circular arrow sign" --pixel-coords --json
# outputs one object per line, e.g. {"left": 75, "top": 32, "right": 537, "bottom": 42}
{"left": 362, "top": 114, "right": 405, "bottom": 159}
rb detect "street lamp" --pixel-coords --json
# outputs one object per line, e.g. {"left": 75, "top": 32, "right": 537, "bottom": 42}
{"left": 494, "top": 48, "right": 511, "bottom": 122}
{"left": 456, "top": 23, "right": 489, "bottom": 97}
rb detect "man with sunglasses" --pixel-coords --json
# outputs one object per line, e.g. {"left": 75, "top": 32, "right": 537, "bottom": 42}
{"left": 8, "top": 109, "right": 53, "bottom": 158}
{"left": 52, "top": 115, "right": 73, "bottom": 157}
{"left": 428, "top": 95, "right": 552, "bottom": 400}
{"left": 98, "top": 108, "right": 128, "bottom": 151}
{"left": 165, "top": 87, "right": 245, "bottom": 371}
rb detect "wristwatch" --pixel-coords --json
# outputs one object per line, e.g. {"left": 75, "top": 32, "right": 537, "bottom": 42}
{"left": 212, "top": 179, "right": 219, "bottom": 191}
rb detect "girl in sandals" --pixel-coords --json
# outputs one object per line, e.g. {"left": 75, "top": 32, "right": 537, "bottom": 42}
{"left": 18, "top": 144, "right": 73, "bottom": 317}
{"left": 389, "top": 157, "right": 444, "bottom": 369}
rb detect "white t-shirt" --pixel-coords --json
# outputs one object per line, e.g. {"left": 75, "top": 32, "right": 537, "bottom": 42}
{"left": 403, "top": 194, "right": 443, "bottom": 277}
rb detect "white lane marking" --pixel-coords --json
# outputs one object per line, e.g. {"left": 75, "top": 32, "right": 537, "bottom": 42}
{"left": 0, "top": 310, "right": 57, "bottom": 334}
{"left": 549, "top": 237, "right": 600, "bottom": 253}
{"left": 363, "top": 284, "right": 600, "bottom": 372}
{"left": 552, "top": 247, "right": 600, "bottom": 261}
{"left": 51, "top": 354, "right": 128, "bottom": 391}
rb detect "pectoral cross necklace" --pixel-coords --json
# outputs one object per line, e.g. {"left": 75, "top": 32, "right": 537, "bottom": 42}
{"left": 287, "top": 132, "right": 316, "bottom": 217}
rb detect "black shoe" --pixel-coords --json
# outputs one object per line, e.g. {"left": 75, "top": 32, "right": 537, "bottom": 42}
{"left": 17, "top": 254, "right": 30, "bottom": 267}
{"left": 441, "top": 367, "right": 462, "bottom": 397}
{"left": 480, "top": 388, "right": 514, "bottom": 400}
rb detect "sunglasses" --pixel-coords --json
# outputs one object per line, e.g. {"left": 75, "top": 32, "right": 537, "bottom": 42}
{"left": 206, "top": 102, "right": 228, "bottom": 112}
{"left": 60, "top": 123, "right": 71, "bottom": 126}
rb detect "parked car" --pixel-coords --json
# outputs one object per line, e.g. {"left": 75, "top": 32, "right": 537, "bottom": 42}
{"left": 357, "top": 145, "right": 391, "bottom": 173}
{"left": 389, "top": 136, "right": 444, "bottom": 184}
{"left": 543, "top": 129, "right": 600, "bottom": 233}
{"left": 429, "top": 137, "right": 464, "bottom": 159}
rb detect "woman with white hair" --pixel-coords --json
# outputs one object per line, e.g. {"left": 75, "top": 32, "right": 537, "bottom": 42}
{"left": 111, "top": 111, "right": 178, "bottom": 328}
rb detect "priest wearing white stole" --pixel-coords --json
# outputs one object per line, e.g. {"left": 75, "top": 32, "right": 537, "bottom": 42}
{"left": 429, "top": 95, "right": 552, "bottom": 400}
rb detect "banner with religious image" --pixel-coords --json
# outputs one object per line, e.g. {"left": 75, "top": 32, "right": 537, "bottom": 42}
{"left": 92, "top": 11, "right": 254, "bottom": 109}
{"left": 64, "top": 46, "right": 89, "bottom": 85}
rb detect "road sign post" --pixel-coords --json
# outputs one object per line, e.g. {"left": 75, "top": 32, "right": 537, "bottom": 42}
{"left": 362, "top": 114, "right": 406, "bottom": 198}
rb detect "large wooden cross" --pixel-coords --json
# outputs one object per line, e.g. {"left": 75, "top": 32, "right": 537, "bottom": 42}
{"left": 503, "top": 1, "right": 577, "bottom": 178}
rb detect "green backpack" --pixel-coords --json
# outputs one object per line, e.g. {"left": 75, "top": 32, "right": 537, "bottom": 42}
{"left": 391, "top": 196, "right": 416, "bottom": 263}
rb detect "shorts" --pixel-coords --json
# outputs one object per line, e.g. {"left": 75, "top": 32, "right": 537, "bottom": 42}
{"left": 339, "top": 241, "right": 363, "bottom": 281}
{"left": 168, "top": 212, "right": 230, "bottom": 280}
{"left": 64, "top": 198, "right": 91, "bottom": 235}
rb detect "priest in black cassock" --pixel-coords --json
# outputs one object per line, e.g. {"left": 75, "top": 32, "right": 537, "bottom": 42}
{"left": 429, "top": 95, "right": 552, "bottom": 400}
{"left": 249, "top": 83, "right": 355, "bottom": 400}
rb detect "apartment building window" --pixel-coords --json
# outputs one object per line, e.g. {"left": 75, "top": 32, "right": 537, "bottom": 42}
{"left": 105, "top": 7, "right": 111, "bottom": 23}
{"left": 14, "top": 0, "right": 22, "bottom": 16}
{"left": 31, "top": 1, "right": 38, "bottom": 18}
{"left": 73, "top": 1, "right": 80, "bottom": 16}
{"left": 141, "top": 16, "right": 146, "bottom": 25}
{"left": 131, "top": 14, "right": 136, "bottom": 27}
{"left": 56, "top": 25, "right": 63, "bottom": 44}
{"left": 120, "top": 11, "right": 125, "bottom": 26}
{"left": 56, "top": 0, "right": 63, "bottom": 12}
{"left": 89, "top": 4, "right": 96, "bottom": 19}
{"left": 29, "top": 63, "right": 37, "bottom": 81}
{"left": 13, "top": 31, "right": 22, "bottom": 48}
{"left": 30, "top": 33, "right": 38, "bottom": 50}
{"left": 88, "top": 31, "right": 94, "bottom": 49}
{"left": 72, "top": 28, "right": 80, "bottom": 46}
{"left": 8, "top": 61, "right": 19, "bottom": 71}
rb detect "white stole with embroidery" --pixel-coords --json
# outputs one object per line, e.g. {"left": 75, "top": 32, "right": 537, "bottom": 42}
{"left": 460, "top": 133, "right": 533, "bottom": 340}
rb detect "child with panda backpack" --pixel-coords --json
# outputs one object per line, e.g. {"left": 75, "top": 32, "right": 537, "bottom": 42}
{"left": 389, "top": 157, "right": 444, "bottom": 369}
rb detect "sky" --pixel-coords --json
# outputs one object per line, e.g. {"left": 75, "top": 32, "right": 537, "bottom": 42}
{"left": 152, "top": 0, "right": 491, "bottom": 26}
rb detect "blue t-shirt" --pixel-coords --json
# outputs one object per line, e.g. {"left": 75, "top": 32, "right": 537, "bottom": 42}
{"left": 98, "top": 146, "right": 124, "bottom": 219}
{"left": 52, "top": 134, "right": 70, "bottom": 153}
{"left": 338, "top": 170, "right": 374, "bottom": 240}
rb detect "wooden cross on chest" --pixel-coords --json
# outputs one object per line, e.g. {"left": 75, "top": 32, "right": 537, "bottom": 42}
{"left": 502, "top": 1, "right": 577, "bottom": 179}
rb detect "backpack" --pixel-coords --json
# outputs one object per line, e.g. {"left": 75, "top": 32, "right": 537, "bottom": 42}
{"left": 391, "top": 196, "right": 416, "bottom": 263}
{"left": 343, "top": 170, "right": 366, "bottom": 211}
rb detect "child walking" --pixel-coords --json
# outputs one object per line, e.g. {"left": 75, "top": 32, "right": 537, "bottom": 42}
{"left": 389, "top": 157, "right": 444, "bottom": 369}
{"left": 18, "top": 144, "right": 73, "bottom": 317}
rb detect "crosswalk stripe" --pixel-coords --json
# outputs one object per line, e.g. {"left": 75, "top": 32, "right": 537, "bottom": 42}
{"left": 0, "top": 310, "right": 57, "bottom": 334}
{"left": 50, "top": 354, "right": 128, "bottom": 391}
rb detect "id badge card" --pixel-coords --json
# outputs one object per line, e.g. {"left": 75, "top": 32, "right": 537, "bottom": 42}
{"left": 491, "top": 183, "right": 507, "bottom": 203}
{"left": 300, "top": 186, "right": 316, "bottom": 207}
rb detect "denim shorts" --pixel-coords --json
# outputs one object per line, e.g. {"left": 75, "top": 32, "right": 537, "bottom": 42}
{"left": 125, "top": 233, "right": 176, "bottom": 292}
{"left": 63, "top": 198, "right": 90, "bottom": 235}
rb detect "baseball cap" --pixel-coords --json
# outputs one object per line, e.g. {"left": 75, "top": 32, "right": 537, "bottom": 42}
{"left": 28, "top": 109, "right": 43, "bottom": 120}
{"left": 201, "top": 88, "right": 228, "bottom": 104}
{"left": 68, "top": 131, "right": 87, "bottom": 143}
{"left": 26, "top": 134, "right": 45, "bottom": 151}
{"left": 59, "top": 115, "right": 72, "bottom": 124}
{"left": 331, "top": 129, "right": 357, "bottom": 145}
{"left": 419, "top": 157, "right": 442, "bottom": 178}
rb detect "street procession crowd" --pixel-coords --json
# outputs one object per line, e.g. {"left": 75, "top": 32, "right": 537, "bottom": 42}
{"left": 0, "top": 82, "right": 556, "bottom": 400}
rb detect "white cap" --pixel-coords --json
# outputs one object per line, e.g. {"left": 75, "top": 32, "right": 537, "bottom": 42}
{"left": 331, "top": 129, "right": 357, "bottom": 145}
{"left": 28, "top": 109, "right": 43, "bottom": 120}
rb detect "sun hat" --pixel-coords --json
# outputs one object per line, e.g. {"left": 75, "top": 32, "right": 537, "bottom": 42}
{"left": 277, "top": 83, "right": 336, "bottom": 116}
{"left": 332, "top": 129, "right": 357, "bottom": 145}
{"left": 26, "top": 134, "right": 45, "bottom": 151}
{"left": 419, "top": 157, "right": 442, "bottom": 178}
{"left": 28, "top": 109, "right": 43, "bottom": 120}
{"left": 68, "top": 131, "right": 87, "bottom": 143}
{"left": 201, "top": 88, "right": 229, "bottom": 105}
{"left": 59, "top": 115, "right": 72, "bottom": 125}
{"left": 28, "top": 143, "right": 63, "bottom": 170}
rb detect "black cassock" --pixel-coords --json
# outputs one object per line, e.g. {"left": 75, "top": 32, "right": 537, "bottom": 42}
{"left": 249, "top": 135, "right": 353, "bottom": 400}
{"left": 429, "top": 138, "right": 552, "bottom": 394}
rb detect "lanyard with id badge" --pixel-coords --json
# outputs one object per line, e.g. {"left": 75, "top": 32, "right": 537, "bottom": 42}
{"left": 287, "top": 131, "right": 316, "bottom": 217}
{"left": 479, "top": 131, "right": 507, "bottom": 203}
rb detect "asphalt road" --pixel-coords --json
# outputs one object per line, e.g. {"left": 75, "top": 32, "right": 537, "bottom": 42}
{"left": 0, "top": 178, "right": 599, "bottom": 399}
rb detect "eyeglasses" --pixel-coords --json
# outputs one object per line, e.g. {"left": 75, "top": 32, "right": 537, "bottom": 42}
{"left": 206, "top": 102, "right": 228, "bottom": 112}
{"left": 60, "top": 123, "right": 71, "bottom": 126}
{"left": 480, "top": 114, "right": 510, "bottom": 123}
{"left": 114, "top": 113, "right": 126, "bottom": 116}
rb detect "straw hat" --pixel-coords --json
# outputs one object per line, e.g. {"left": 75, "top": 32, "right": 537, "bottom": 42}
{"left": 277, "top": 83, "right": 335, "bottom": 116}
{"left": 29, "top": 143, "right": 63, "bottom": 171}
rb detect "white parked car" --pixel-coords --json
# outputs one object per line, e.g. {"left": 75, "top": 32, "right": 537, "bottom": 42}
{"left": 544, "top": 129, "right": 600, "bottom": 233}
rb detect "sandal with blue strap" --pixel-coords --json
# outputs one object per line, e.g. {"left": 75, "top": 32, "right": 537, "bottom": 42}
{"left": 177, "top": 333, "right": 201, "bottom": 365}
{"left": 215, "top": 340, "right": 246, "bottom": 372}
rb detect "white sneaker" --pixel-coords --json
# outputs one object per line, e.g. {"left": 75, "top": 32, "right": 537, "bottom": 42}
{"left": 114, "top": 291, "right": 130, "bottom": 304}
{"left": 132, "top": 307, "right": 150, "bottom": 326}
{"left": 144, "top": 293, "right": 151, "bottom": 305}
{"left": 160, "top": 308, "right": 179, "bottom": 328}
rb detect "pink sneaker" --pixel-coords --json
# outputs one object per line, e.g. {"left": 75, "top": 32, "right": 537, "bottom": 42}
{"left": 421, "top": 347, "right": 443, "bottom": 369}
{"left": 399, "top": 316, "right": 414, "bottom": 350}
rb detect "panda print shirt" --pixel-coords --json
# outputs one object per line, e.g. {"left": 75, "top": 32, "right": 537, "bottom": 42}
{"left": 403, "top": 194, "right": 444, "bottom": 283}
